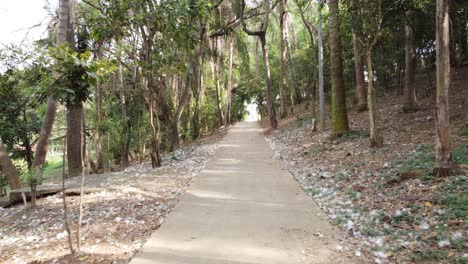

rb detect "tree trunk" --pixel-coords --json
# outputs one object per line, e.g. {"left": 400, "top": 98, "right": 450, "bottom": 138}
{"left": 67, "top": 102, "right": 84, "bottom": 177}
{"left": 403, "top": 20, "right": 417, "bottom": 111}
{"left": 366, "top": 49, "right": 383, "bottom": 148}
{"left": 224, "top": 37, "right": 234, "bottom": 125}
{"left": 260, "top": 34, "right": 278, "bottom": 129}
{"left": 285, "top": 16, "right": 301, "bottom": 105}
{"left": 329, "top": 0, "right": 349, "bottom": 137}
{"left": 352, "top": 31, "right": 367, "bottom": 112}
{"left": 210, "top": 51, "right": 225, "bottom": 127}
{"left": 0, "top": 137, "right": 21, "bottom": 190}
{"left": 193, "top": 61, "right": 201, "bottom": 139}
{"left": 279, "top": 0, "right": 289, "bottom": 118}
{"left": 317, "top": 0, "right": 325, "bottom": 128}
{"left": 94, "top": 79, "right": 104, "bottom": 173}
{"left": 434, "top": 0, "right": 452, "bottom": 177}
{"left": 32, "top": 0, "right": 71, "bottom": 170}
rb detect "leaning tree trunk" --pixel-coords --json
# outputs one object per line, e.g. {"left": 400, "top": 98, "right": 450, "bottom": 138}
{"left": 32, "top": 0, "right": 71, "bottom": 169}
{"left": 279, "top": 0, "right": 289, "bottom": 118}
{"left": 403, "top": 19, "right": 417, "bottom": 111}
{"left": 0, "top": 137, "right": 21, "bottom": 190}
{"left": 352, "top": 31, "right": 367, "bottom": 112}
{"left": 329, "top": 0, "right": 349, "bottom": 137}
{"left": 434, "top": 0, "right": 452, "bottom": 177}
{"left": 67, "top": 102, "right": 84, "bottom": 177}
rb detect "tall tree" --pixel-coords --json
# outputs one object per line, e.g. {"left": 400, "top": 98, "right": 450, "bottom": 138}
{"left": 32, "top": 0, "right": 72, "bottom": 170}
{"left": 403, "top": 13, "right": 417, "bottom": 111}
{"left": 433, "top": 0, "right": 452, "bottom": 177}
{"left": 279, "top": 0, "right": 290, "bottom": 118}
{"left": 349, "top": 3, "right": 367, "bottom": 112}
{"left": 224, "top": 37, "right": 235, "bottom": 125}
{"left": 362, "top": 0, "right": 384, "bottom": 147}
{"left": 329, "top": 0, "right": 349, "bottom": 137}
{"left": 241, "top": 0, "right": 278, "bottom": 129}
{"left": 317, "top": 0, "right": 325, "bottom": 128}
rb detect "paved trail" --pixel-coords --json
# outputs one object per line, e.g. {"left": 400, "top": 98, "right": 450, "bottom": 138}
{"left": 131, "top": 122, "right": 355, "bottom": 264}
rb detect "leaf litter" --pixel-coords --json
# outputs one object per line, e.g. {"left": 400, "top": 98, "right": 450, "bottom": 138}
{"left": 266, "top": 73, "right": 467, "bottom": 264}
{"left": 0, "top": 128, "right": 228, "bottom": 264}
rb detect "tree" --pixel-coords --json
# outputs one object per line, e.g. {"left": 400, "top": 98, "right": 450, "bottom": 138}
{"left": 433, "top": 0, "right": 452, "bottom": 177}
{"left": 317, "top": 0, "right": 325, "bottom": 128}
{"left": 329, "top": 0, "right": 349, "bottom": 137}
{"left": 279, "top": 0, "right": 290, "bottom": 118}
{"left": 403, "top": 12, "right": 417, "bottom": 111}
{"left": 0, "top": 137, "right": 21, "bottom": 190}
{"left": 32, "top": 0, "right": 72, "bottom": 170}
{"left": 349, "top": 2, "right": 367, "bottom": 112}
{"left": 241, "top": 0, "right": 278, "bottom": 129}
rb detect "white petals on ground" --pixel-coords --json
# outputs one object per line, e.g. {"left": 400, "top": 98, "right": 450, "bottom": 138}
{"left": 0, "top": 129, "right": 227, "bottom": 263}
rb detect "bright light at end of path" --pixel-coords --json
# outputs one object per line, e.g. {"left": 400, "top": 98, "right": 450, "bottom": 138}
{"left": 245, "top": 100, "right": 259, "bottom": 122}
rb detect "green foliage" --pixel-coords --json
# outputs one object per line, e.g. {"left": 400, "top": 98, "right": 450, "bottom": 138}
{"left": 438, "top": 176, "right": 467, "bottom": 220}
{"left": 49, "top": 45, "right": 113, "bottom": 106}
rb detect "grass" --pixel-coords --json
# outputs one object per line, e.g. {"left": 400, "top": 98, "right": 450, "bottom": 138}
{"left": 381, "top": 144, "right": 468, "bottom": 185}
{"left": 438, "top": 176, "right": 468, "bottom": 220}
{"left": 42, "top": 155, "right": 64, "bottom": 179}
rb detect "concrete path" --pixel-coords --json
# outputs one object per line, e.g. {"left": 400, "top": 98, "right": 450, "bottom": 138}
{"left": 131, "top": 122, "right": 355, "bottom": 264}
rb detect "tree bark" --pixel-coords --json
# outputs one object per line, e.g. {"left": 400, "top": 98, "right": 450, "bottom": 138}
{"left": 366, "top": 48, "right": 383, "bottom": 147}
{"left": 0, "top": 137, "right": 21, "bottom": 190}
{"left": 224, "top": 37, "right": 234, "bottom": 125}
{"left": 434, "top": 0, "right": 452, "bottom": 177}
{"left": 94, "top": 79, "right": 104, "bottom": 173}
{"left": 67, "top": 102, "right": 84, "bottom": 177}
{"left": 329, "top": 0, "right": 349, "bottom": 137}
{"left": 279, "top": 0, "right": 289, "bottom": 118}
{"left": 317, "top": 0, "right": 325, "bottom": 128}
{"left": 284, "top": 15, "right": 301, "bottom": 105}
{"left": 32, "top": 0, "right": 71, "bottom": 170}
{"left": 210, "top": 43, "right": 225, "bottom": 127}
{"left": 260, "top": 34, "right": 278, "bottom": 129}
{"left": 352, "top": 31, "right": 367, "bottom": 112}
{"left": 403, "top": 19, "right": 417, "bottom": 111}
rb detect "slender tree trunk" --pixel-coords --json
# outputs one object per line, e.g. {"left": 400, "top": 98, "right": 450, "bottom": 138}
{"left": 32, "top": 0, "right": 71, "bottom": 169}
{"left": 224, "top": 38, "right": 234, "bottom": 125}
{"left": 117, "top": 58, "right": 130, "bottom": 166}
{"left": 260, "top": 34, "right": 278, "bottom": 129}
{"left": 434, "top": 0, "right": 452, "bottom": 177}
{"left": 285, "top": 15, "right": 301, "bottom": 105}
{"left": 210, "top": 53, "right": 225, "bottom": 127}
{"left": 366, "top": 48, "right": 383, "bottom": 147}
{"left": 94, "top": 79, "right": 104, "bottom": 173}
{"left": 329, "top": 0, "right": 349, "bottom": 137}
{"left": 317, "top": 0, "right": 325, "bottom": 128}
{"left": 403, "top": 20, "right": 417, "bottom": 111}
{"left": 0, "top": 137, "right": 21, "bottom": 190}
{"left": 352, "top": 32, "right": 367, "bottom": 112}
{"left": 61, "top": 137, "right": 74, "bottom": 254}
{"left": 193, "top": 61, "right": 201, "bottom": 139}
{"left": 279, "top": 0, "right": 289, "bottom": 118}
{"left": 67, "top": 102, "right": 84, "bottom": 177}
{"left": 22, "top": 110, "right": 33, "bottom": 169}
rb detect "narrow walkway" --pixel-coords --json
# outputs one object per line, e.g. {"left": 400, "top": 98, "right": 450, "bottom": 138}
{"left": 131, "top": 122, "right": 354, "bottom": 264}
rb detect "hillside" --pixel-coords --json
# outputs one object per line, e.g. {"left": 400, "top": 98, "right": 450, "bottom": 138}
{"left": 266, "top": 66, "right": 468, "bottom": 263}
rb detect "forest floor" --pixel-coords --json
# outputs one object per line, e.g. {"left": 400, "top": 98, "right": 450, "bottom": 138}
{"left": 266, "top": 66, "right": 468, "bottom": 263}
{"left": 0, "top": 128, "right": 228, "bottom": 264}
